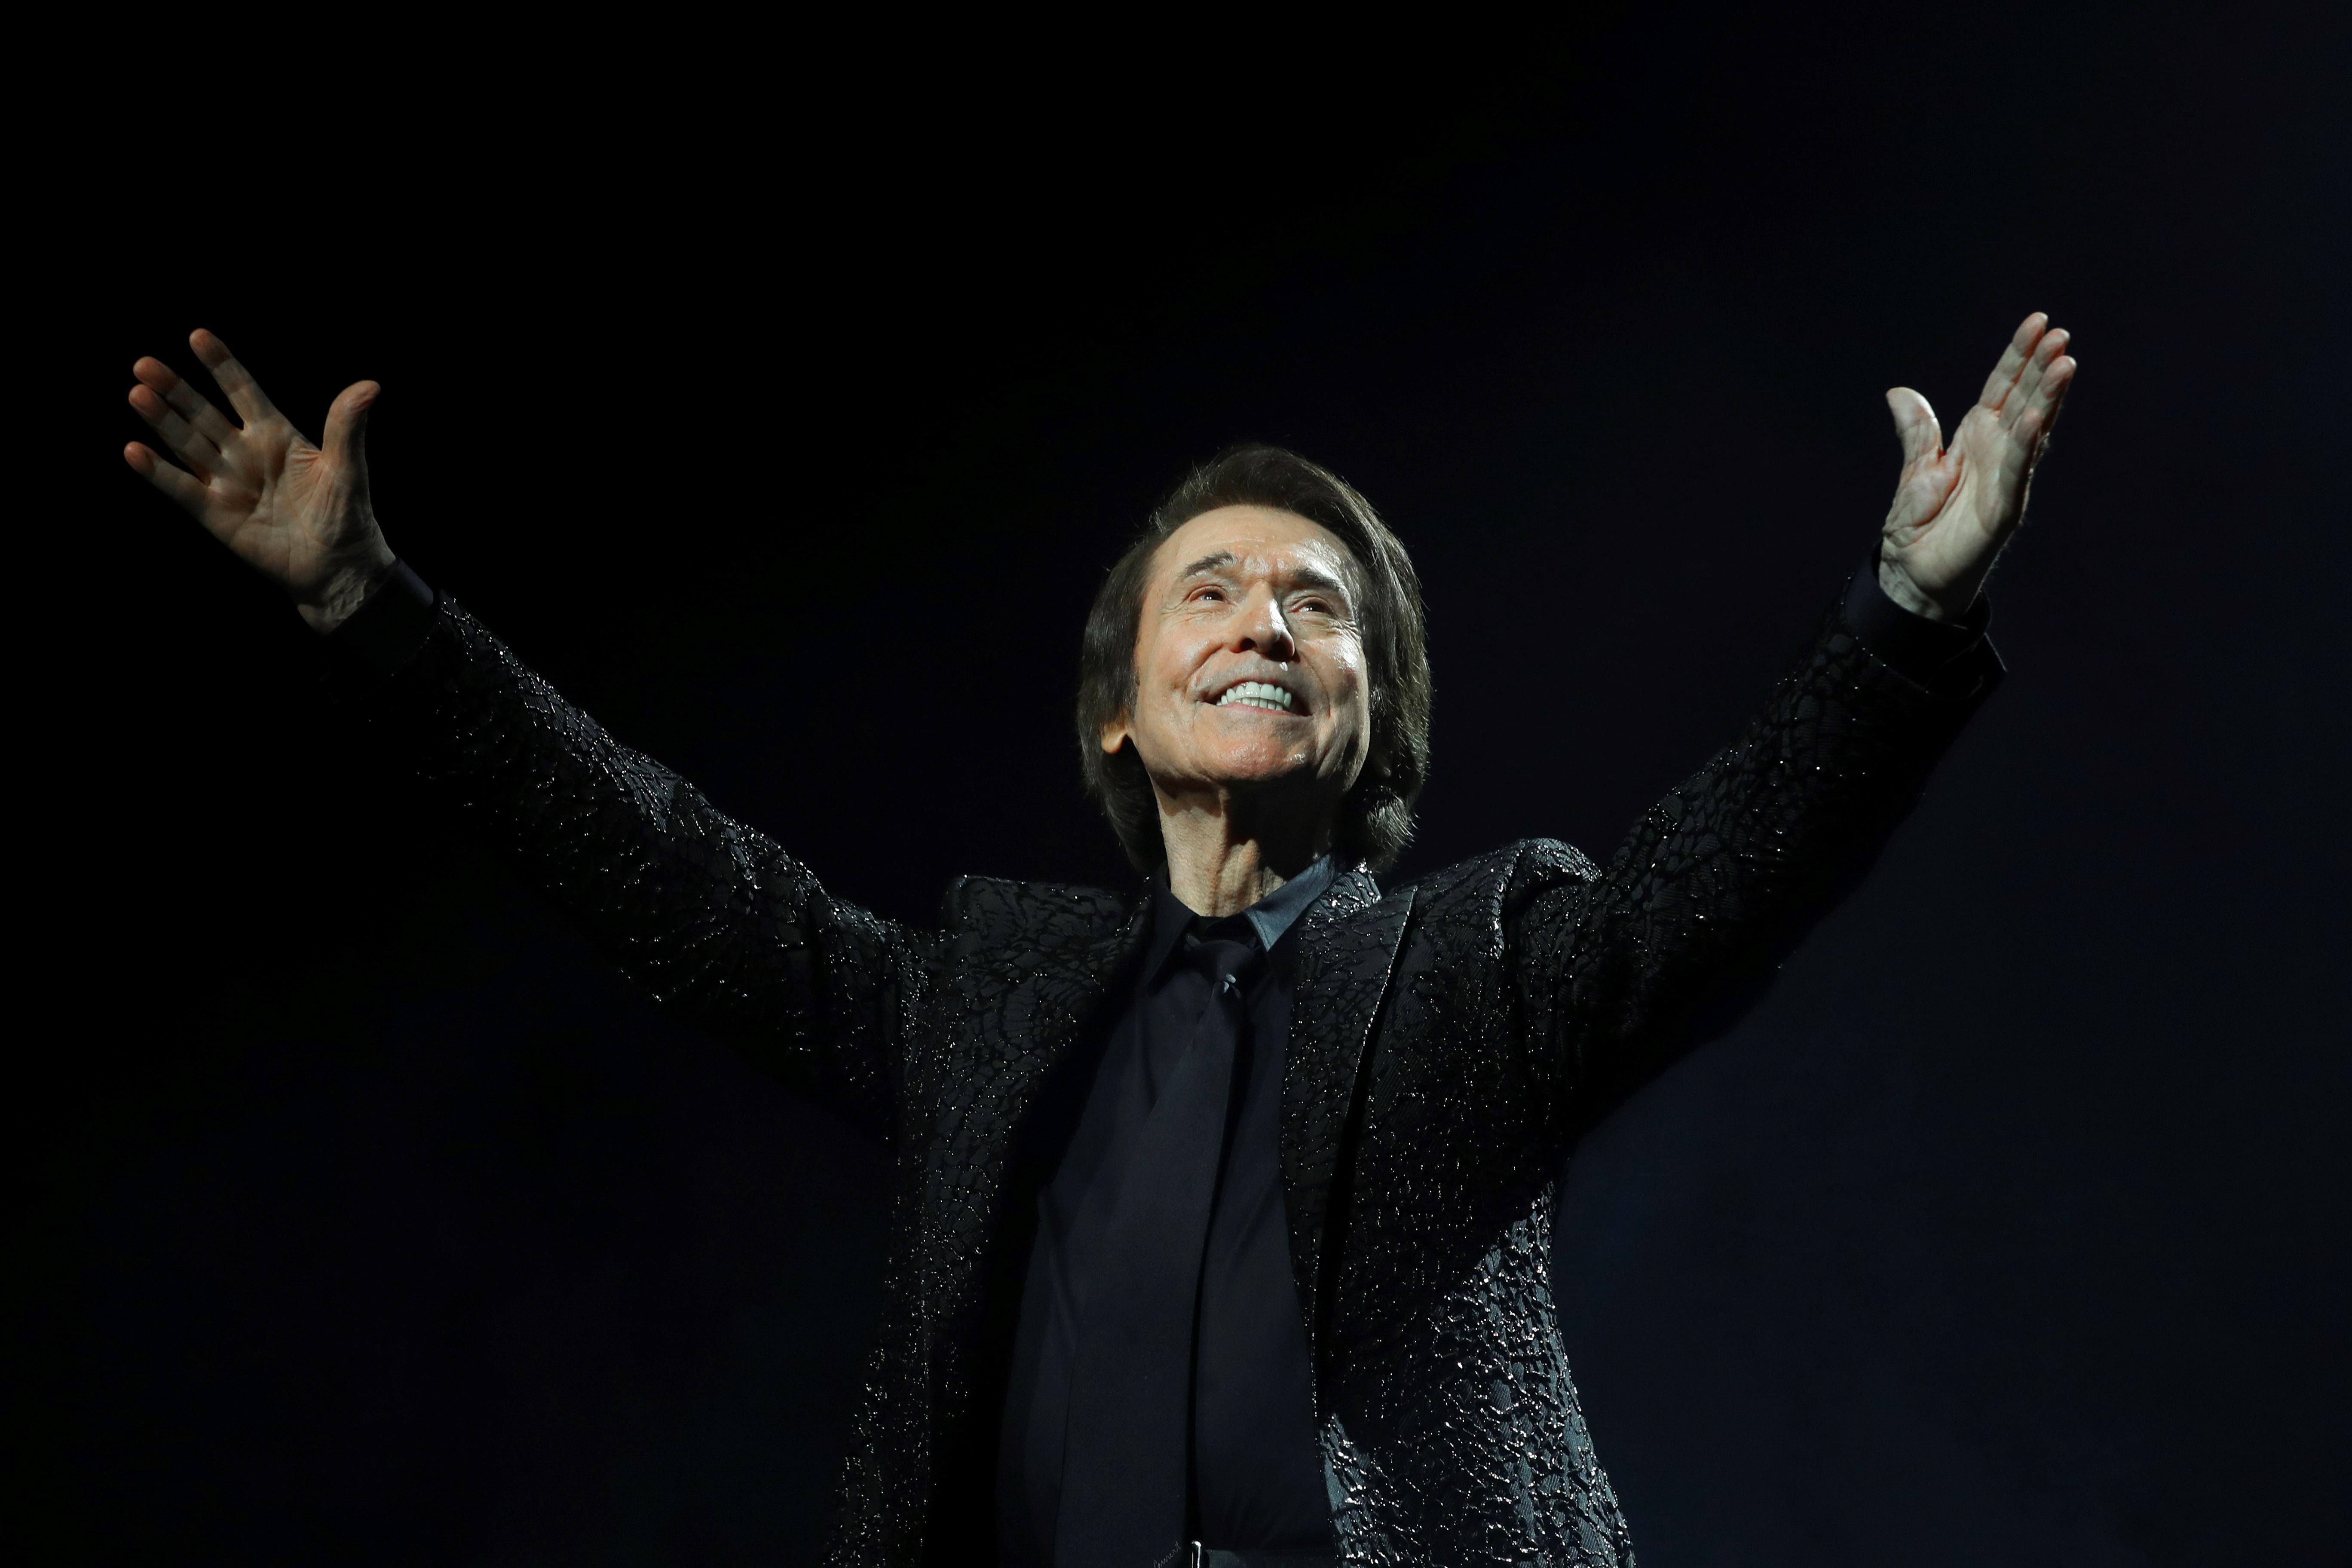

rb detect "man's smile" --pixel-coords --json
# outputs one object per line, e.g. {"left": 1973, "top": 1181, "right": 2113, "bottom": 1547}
{"left": 1208, "top": 677, "right": 1302, "bottom": 714}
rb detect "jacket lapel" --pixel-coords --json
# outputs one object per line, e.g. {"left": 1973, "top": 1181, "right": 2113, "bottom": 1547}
{"left": 1014, "top": 895, "right": 1152, "bottom": 1090}
{"left": 1280, "top": 868, "right": 1415, "bottom": 1385}
{"left": 942, "top": 877, "right": 1152, "bottom": 1105}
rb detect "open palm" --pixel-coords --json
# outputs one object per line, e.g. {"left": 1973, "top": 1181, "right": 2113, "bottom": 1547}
{"left": 1880, "top": 312, "right": 2076, "bottom": 621}
{"left": 125, "top": 330, "right": 393, "bottom": 631}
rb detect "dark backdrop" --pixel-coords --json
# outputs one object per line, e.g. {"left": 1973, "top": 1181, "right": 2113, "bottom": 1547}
{"left": 13, "top": 8, "right": 2348, "bottom": 1563}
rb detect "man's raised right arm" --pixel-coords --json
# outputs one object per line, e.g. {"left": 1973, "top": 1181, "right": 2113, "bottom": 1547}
{"left": 123, "top": 331, "right": 913, "bottom": 1140}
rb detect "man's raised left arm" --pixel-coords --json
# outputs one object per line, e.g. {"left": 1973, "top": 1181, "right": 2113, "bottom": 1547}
{"left": 1515, "top": 313, "right": 2076, "bottom": 1138}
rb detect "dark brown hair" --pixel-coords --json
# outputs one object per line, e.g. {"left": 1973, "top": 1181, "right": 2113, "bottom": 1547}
{"left": 1075, "top": 445, "right": 1433, "bottom": 874}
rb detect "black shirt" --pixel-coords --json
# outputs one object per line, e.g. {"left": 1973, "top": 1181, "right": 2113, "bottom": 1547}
{"left": 997, "top": 858, "right": 1339, "bottom": 1561}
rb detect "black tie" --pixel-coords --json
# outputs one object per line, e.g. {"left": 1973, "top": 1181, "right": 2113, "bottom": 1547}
{"left": 1055, "top": 929, "right": 1260, "bottom": 1567}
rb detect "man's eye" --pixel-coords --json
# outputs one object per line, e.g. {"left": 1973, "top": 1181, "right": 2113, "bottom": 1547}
{"left": 1195, "top": 588, "right": 1226, "bottom": 603}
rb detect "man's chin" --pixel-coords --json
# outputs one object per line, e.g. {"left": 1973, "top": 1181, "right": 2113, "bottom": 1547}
{"left": 1197, "top": 751, "right": 1320, "bottom": 788}
{"left": 1146, "top": 736, "right": 1353, "bottom": 801}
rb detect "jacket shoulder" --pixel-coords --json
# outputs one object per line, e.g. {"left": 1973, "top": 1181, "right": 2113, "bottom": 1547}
{"left": 1391, "top": 838, "right": 1600, "bottom": 917}
{"left": 938, "top": 874, "right": 1137, "bottom": 956}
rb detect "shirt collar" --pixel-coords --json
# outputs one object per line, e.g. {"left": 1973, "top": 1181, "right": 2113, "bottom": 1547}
{"left": 1141, "top": 854, "right": 1340, "bottom": 980}
{"left": 1238, "top": 854, "right": 1338, "bottom": 951}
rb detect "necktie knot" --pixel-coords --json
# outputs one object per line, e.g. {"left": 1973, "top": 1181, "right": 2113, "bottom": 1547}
{"left": 1183, "top": 913, "right": 1262, "bottom": 989}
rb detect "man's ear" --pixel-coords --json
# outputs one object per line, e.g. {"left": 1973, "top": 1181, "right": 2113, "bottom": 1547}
{"left": 1098, "top": 712, "right": 1130, "bottom": 755}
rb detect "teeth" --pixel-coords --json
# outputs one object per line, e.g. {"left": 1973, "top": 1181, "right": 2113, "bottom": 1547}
{"left": 1216, "top": 680, "right": 1296, "bottom": 711}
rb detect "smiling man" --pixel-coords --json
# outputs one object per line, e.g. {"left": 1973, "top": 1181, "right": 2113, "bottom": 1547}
{"left": 123, "top": 316, "right": 2073, "bottom": 1567}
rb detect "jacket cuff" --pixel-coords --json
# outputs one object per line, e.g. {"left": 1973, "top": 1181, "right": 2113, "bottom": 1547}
{"left": 1841, "top": 561, "right": 2003, "bottom": 702}
{"left": 326, "top": 560, "right": 438, "bottom": 679}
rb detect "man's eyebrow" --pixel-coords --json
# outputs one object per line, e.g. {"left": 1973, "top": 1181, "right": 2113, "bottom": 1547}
{"left": 1173, "top": 551, "right": 1239, "bottom": 582}
{"left": 1286, "top": 565, "right": 1354, "bottom": 598}
{"left": 1168, "top": 550, "right": 1357, "bottom": 601}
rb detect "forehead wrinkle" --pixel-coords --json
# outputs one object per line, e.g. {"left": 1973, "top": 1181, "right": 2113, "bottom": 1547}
{"left": 1164, "top": 544, "right": 1360, "bottom": 602}
{"left": 1172, "top": 550, "right": 1240, "bottom": 584}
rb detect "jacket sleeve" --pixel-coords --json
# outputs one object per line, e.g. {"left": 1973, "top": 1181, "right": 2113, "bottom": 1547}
{"left": 1511, "top": 576, "right": 2000, "bottom": 1141}
{"left": 357, "top": 592, "right": 923, "bottom": 1142}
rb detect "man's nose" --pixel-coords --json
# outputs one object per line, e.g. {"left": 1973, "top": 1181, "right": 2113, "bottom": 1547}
{"left": 1234, "top": 588, "right": 1297, "bottom": 661}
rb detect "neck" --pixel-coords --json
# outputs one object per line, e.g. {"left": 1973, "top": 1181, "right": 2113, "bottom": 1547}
{"left": 1155, "top": 791, "right": 1333, "bottom": 917}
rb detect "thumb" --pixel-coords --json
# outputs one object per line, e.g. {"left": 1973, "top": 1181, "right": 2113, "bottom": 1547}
{"left": 1885, "top": 387, "right": 1941, "bottom": 469}
{"left": 322, "top": 380, "right": 379, "bottom": 482}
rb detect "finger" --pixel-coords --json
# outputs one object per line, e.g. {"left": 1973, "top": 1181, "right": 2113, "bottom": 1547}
{"left": 2018, "top": 354, "right": 2076, "bottom": 456}
{"left": 189, "top": 328, "right": 282, "bottom": 426}
{"left": 321, "top": 380, "right": 378, "bottom": 483}
{"left": 1886, "top": 387, "right": 1943, "bottom": 467}
{"left": 133, "top": 355, "right": 241, "bottom": 446}
{"left": 127, "top": 382, "right": 220, "bottom": 476}
{"left": 1999, "top": 330, "right": 2070, "bottom": 431}
{"left": 124, "top": 440, "right": 211, "bottom": 514}
{"left": 1977, "top": 311, "right": 2049, "bottom": 410}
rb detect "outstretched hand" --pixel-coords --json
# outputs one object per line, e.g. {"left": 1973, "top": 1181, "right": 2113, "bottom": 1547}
{"left": 1879, "top": 313, "right": 2076, "bottom": 622}
{"left": 125, "top": 331, "right": 394, "bottom": 633}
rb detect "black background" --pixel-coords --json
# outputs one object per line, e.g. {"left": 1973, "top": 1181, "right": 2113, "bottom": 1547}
{"left": 13, "top": 6, "right": 2349, "bottom": 1563}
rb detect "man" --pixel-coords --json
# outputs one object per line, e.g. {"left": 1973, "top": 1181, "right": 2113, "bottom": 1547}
{"left": 122, "top": 313, "right": 2075, "bottom": 1566}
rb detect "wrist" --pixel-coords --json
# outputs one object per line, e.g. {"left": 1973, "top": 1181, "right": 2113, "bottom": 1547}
{"left": 299, "top": 543, "right": 400, "bottom": 635}
{"left": 1876, "top": 554, "right": 1971, "bottom": 625}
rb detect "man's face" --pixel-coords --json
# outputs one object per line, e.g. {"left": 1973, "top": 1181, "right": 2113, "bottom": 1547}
{"left": 1102, "top": 505, "right": 1371, "bottom": 834}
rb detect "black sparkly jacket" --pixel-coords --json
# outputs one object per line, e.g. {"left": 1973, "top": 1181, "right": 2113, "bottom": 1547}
{"left": 356, "top": 574, "right": 1995, "bottom": 1567}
